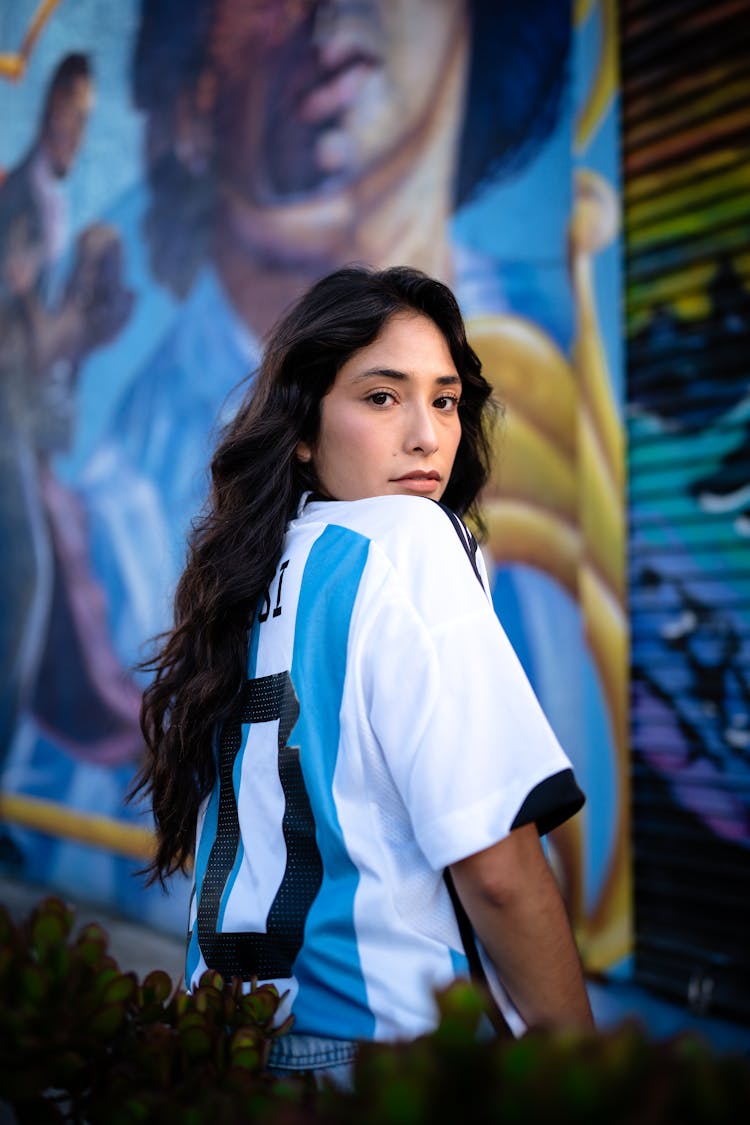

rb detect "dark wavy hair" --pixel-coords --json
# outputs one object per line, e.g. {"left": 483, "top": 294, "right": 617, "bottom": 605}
{"left": 133, "top": 265, "right": 495, "bottom": 884}
{"left": 132, "top": 0, "right": 570, "bottom": 297}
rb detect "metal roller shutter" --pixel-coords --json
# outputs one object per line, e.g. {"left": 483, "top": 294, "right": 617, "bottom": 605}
{"left": 622, "top": 0, "right": 750, "bottom": 1021}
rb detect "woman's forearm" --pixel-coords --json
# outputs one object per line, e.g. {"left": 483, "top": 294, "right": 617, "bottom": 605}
{"left": 449, "top": 823, "right": 594, "bottom": 1031}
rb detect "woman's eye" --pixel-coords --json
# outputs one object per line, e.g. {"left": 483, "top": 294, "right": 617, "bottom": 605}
{"left": 367, "top": 391, "right": 395, "bottom": 406}
{"left": 434, "top": 395, "right": 460, "bottom": 412}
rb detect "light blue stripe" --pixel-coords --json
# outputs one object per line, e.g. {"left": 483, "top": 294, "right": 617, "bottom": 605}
{"left": 450, "top": 948, "right": 471, "bottom": 978}
{"left": 186, "top": 614, "right": 261, "bottom": 981}
{"left": 289, "top": 525, "right": 374, "bottom": 1039}
{"left": 185, "top": 779, "right": 219, "bottom": 985}
{"left": 217, "top": 616, "right": 261, "bottom": 929}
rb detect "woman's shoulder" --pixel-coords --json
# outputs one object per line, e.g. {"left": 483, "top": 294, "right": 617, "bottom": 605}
{"left": 302, "top": 493, "right": 463, "bottom": 543}
{"left": 300, "top": 495, "right": 485, "bottom": 596}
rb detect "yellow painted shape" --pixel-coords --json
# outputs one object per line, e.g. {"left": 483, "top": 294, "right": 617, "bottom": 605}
{"left": 483, "top": 499, "right": 580, "bottom": 596}
{"left": 490, "top": 409, "right": 577, "bottom": 524}
{"left": 0, "top": 0, "right": 63, "bottom": 82}
{"left": 0, "top": 791, "right": 154, "bottom": 862}
{"left": 575, "top": 0, "right": 618, "bottom": 151}
{"left": 469, "top": 315, "right": 577, "bottom": 459}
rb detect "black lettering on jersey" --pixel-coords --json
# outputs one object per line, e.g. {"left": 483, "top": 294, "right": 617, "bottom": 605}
{"left": 258, "top": 560, "right": 290, "bottom": 622}
{"left": 258, "top": 588, "right": 271, "bottom": 623}
{"left": 272, "top": 560, "right": 289, "bottom": 617}
{"left": 196, "top": 670, "right": 323, "bottom": 980}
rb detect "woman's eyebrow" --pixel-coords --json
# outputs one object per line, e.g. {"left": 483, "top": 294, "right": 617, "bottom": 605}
{"left": 351, "top": 367, "right": 461, "bottom": 385}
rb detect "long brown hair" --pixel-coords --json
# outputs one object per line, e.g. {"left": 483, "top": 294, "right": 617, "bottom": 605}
{"left": 132, "top": 265, "right": 495, "bottom": 885}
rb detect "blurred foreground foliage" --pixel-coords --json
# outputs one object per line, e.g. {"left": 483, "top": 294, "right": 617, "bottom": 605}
{"left": 1, "top": 896, "right": 749, "bottom": 1124}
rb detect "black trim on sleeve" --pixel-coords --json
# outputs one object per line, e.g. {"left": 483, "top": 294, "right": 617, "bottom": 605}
{"left": 510, "top": 768, "right": 585, "bottom": 836}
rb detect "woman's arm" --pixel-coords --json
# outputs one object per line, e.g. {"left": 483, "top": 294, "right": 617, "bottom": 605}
{"left": 449, "top": 822, "right": 594, "bottom": 1031}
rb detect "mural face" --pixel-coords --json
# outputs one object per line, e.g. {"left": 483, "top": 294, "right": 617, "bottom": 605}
{"left": 208, "top": 0, "right": 467, "bottom": 203}
{"left": 0, "top": 0, "right": 628, "bottom": 965}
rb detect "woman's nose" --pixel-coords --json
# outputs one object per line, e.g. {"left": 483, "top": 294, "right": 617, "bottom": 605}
{"left": 406, "top": 405, "right": 438, "bottom": 455}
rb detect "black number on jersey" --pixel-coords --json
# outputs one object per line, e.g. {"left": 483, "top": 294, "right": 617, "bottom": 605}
{"left": 195, "top": 670, "right": 323, "bottom": 980}
{"left": 258, "top": 560, "right": 290, "bottom": 622}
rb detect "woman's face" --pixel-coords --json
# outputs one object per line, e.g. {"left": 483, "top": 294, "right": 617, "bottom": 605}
{"left": 297, "top": 312, "right": 462, "bottom": 502}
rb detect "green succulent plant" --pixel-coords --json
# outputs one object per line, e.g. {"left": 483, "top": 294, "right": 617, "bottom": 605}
{"left": 1, "top": 896, "right": 749, "bottom": 1124}
{"left": 0, "top": 896, "right": 294, "bottom": 1124}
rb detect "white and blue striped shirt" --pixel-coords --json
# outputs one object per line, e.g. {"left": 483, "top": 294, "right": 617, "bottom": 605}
{"left": 186, "top": 494, "right": 583, "bottom": 1040}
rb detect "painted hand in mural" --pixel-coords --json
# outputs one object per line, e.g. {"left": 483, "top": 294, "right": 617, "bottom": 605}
{"left": 63, "top": 223, "right": 135, "bottom": 360}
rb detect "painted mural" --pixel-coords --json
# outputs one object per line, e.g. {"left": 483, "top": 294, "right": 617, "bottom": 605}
{"left": 0, "top": 0, "right": 627, "bottom": 967}
{"left": 622, "top": 0, "right": 750, "bottom": 1014}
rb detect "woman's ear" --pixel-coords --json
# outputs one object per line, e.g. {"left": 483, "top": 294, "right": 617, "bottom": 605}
{"left": 296, "top": 440, "right": 313, "bottom": 463}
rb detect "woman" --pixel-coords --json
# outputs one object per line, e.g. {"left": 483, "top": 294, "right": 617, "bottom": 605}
{"left": 135, "top": 265, "right": 593, "bottom": 1082}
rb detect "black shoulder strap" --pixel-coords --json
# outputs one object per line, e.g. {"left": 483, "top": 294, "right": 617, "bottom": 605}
{"left": 431, "top": 506, "right": 512, "bottom": 1030}
{"left": 436, "top": 506, "right": 513, "bottom": 1037}
{"left": 444, "top": 869, "right": 514, "bottom": 1038}
{"left": 437, "top": 504, "right": 485, "bottom": 590}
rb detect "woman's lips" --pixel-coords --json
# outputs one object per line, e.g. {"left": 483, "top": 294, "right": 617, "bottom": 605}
{"left": 392, "top": 472, "right": 441, "bottom": 493}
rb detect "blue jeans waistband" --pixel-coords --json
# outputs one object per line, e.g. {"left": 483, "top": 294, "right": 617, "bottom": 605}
{"left": 267, "top": 1032, "right": 358, "bottom": 1073}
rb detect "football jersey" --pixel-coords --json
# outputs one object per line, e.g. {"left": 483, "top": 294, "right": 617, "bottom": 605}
{"left": 186, "top": 494, "right": 584, "bottom": 1040}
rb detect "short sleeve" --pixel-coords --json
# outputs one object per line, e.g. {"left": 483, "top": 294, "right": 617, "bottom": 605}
{"left": 357, "top": 504, "right": 584, "bottom": 870}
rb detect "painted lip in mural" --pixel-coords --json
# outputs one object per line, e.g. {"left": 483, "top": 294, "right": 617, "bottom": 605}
{"left": 391, "top": 470, "right": 442, "bottom": 494}
{"left": 295, "top": 46, "right": 379, "bottom": 124}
